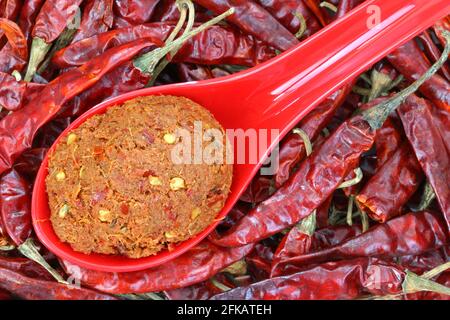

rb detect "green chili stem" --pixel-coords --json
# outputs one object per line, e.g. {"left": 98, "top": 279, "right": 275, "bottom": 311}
{"left": 222, "top": 260, "right": 247, "bottom": 276}
{"left": 403, "top": 270, "right": 450, "bottom": 296}
{"left": 18, "top": 238, "right": 67, "bottom": 284}
{"left": 361, "top": 31, "right": 450, "bottom": 130}
{"left": 37, "top": 23, "right": 79, "bottom": 75}
{"left": 338, "top": 168, "right": 363, "bottom": 189}
{"left": 296, "top": 210, "right": 317, "bottom": 236}
{"left": 292, "top": 128, "right": 313, "bottom": 156}
{"left": 211, "top": 277, "right": 233, "bottom": 292}
{"left": 410, "top": 181, "right": 436, "bottom": 212}
{"left": 346, "top": 195, "right": 354, "bottom": 226}
{"left": 133, "top": 7, "right": 234, "bottom": 76}
{"left": 293, "top": 12, "right": 307, "bottom": 39}
{"left": 421, "top": 262, "right": 450, "bottom": 280}
{"left": 319, "top": 1, "right": 338, "bottom": 13}
{"left": 24, "top": 37, "right": 51, "bottom": 82}
{"left": 368, "top": 70, "right": 393, "bottom": 101}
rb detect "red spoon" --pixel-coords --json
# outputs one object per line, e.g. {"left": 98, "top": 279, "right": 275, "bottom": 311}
{"left": 33, "top": 0, "right": 450, "bottom": 272}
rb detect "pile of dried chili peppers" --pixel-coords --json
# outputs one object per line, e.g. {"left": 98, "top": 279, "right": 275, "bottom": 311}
{"left": 0, "top": 0, "right": 449, "bottom": 300}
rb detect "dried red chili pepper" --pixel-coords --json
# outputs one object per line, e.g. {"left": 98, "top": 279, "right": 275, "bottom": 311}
{"left": 397, "top": 95, "right": 450, "bottom": 230}
{"left": 13, "top": 147, "right": 47, "bottom": 179}
{"left": 271, "top": 223, "right": 363, "bottom": 277}
{"left": 0, "top": 169, "right": 32, "bottom": 246}
{"left": 239, "top": 173, "right": 273, "bottom": 204}
{"left": 274, "top": 85, "right": 352, "bottom": 188}
{"left": 397, "top": 246, "right": 449, "bottom": 275}
{"left": 302, "top": 0, "right": 330, "bottom": 27}
{"left": 113, "top": 0, "right": 159, "bottom": 27}
{"left": 0, "top": 39, "right": 156, "bottom": 176}
{"left": 373, "top": 117, "right": 403, "bottom": 168}
{"left": 356, "top": 142, "right": 424, "bottom": 223}
{"left": 387, "top": 40, "right": 450, "bottom": 111}
{"left": 255, "top": 0, "right": 321, "bottom": 38}
{"left": 153, "top": 0, "right": 210, "bottom": 23}
{"left": 0, "top": 72, "right": 44, "bottom": 111}
{"left": 417, "top": 32, "right": 450, "bottom": 81}
{"left": 433, "top": 17, "right": 450, "bottom": 49}
{"left": 71, "top": 0, "right": 114, "bottom": 43}
{"left": 275, "top": 211, "right": 448, "bottom": 275}
{"left": 0, "top": 267, "right": 118, "bottom": 300}
{"left": 24, "top": 0, "right": 83, "bottom": 81}
{"left": 430, "top": 102, "right": 450, "bottom": 154}
{"left": 193, "top": 0, "right": 298, "bottom": 51}
{"left": 0, "top": 18, "right": 28, "bottom": 73}
{"left": 0, "top": 288, "right": 11, "bottom": 300}
{"left": 0, "top": 256, "right": 56, "bottom": 281}
{"left": 177, "top": 63, "right": 213, "bottom": 82}
{"left": 212, "top": 258, "right": 411, "bottom": 300}
{"left": 18, "top": 0, "right": 45, "bottom": 42}
{"left": 407, "top": 272, "right": 450, "bottom": 300}
{"left": 164, "top": 273, "right": 234, "bottom": 300}
{"left": 52, "top": 24, "right": 275, "bottom": 68}
{"left": 61, "top": 241, "right": 254, "bottom": 294}
{"left": 0, "top": 0, "right": 22, "bottom": 45}
{"left": 336, "top": 0, "right": 365, "bottom": 19}
{"left": 246, "top": 243, "right": 274, "bottom": 281}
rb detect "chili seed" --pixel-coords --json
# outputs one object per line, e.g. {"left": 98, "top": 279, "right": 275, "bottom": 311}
{"left": 56, "top": 171, "right": 66, "bottom": 181}
{"left": 149, "top": 176, "right": 163, "bottom": 186}
{"left": 163, "top": 133, "right": 176, "bottom": 144}
{"left": 191, "top": 207, "right": 201, "bottom": 220}
{"left": 59, "top": 204, "right": 70, "bottom": 218}
{"left": 67, "top": 133, "right": 77, "bottom": 145}
{"left": 170, "top": 177, "right": 186, "bottom": 191}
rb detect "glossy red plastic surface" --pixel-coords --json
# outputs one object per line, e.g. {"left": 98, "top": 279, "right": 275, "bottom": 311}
{"left": 33, "top": 0, "right": 450, "bottom": 272}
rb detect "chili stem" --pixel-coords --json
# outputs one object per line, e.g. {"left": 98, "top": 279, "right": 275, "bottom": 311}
{"left": 24, "top": 37, "right": 51, "bottom": 82}
{"left": 346, "top": 195, "right": 354, "bottom": 226}
{"left": 292, "top": 128, "right": 312, "bottom": 156}
{"left": 421, "top": 262, "right": 450, "bottom": 280}
{"left": 18, "top": 238, "right": 67, "bottom": 284}
{"left": 410, "top": 181, "right": 436, "bottom": 212}
{"left": 211, "top": 277, "right": 233, "bottom": 292}
{"left": 361, "top": 31, "right": 450, "bottom": 130}
{"left": 338, "top": 168, "right": 363, "bottom": 189}
{"left": 293, "top": 12, "right": 307, "bottom": 39}
{"left": 222, "top": 260, "right": 247, "bottom": 276}
{"left": 134, "top": 7, "right": 235, "bottom": 76}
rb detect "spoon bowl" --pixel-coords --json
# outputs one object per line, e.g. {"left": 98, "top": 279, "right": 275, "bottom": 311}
{"left": 32, "top": 0, "right": 450, "bottom": 272}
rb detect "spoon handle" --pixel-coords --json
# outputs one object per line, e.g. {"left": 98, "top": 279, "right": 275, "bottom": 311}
{"left": 223, "top": 0, "right": 449, "bottom": 133}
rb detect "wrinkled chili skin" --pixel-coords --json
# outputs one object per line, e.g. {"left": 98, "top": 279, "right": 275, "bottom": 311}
{"left": 71, "top": 0, "right": 114, "bottom": 43}
{"left": 0, "top": 256, "right": 56, "bottom": 281}
{"left": 374, "top": 117, "right": 403, "bottom": 168}
{"left": 177, "top": 63, "right": 213, "bottom": 82}
{"left": 209, "top": 116, "right": 375, "bottom": 248}
{"left": 152, "top": 0, "right": 210, "bottom": 22}
{"left": 0, "top": 267, "right": 118, "bottom": 300}
{"left": 61, "top": 241, "right": 254, "bottom": 294}
{"left": 0, "top": 169, "right": 32, "bottom": 246}
{"left": 239, "top": 173, "right": 273, "bottom": 204}
{"left": 356, "top": 142, "right": 424, "bottom": 223}
{"left": 56, "top": 61, "right": 151, "bottom": 119}
{"left": 193, "top": 0, "right": 298, "bottom": 51}
{"left": 397, "top": 95, "right": 450, "bottom": 230}
{"left": 271, "top": 224, "right": 363, "bottom": 277}
{"left": 387, "top": 40, "right": 450, "bottom": 111}
{"left": 18, "top": 0, "right": 45, "bottom": 41}
{"left": 255, "top": 0, "right": 321, "bottom": 37}
{"left": 246, "top": 243, "right": 274, "bottom": 281}
{"left": 430, "top": 102, "right": 450, "bottom": 154}
{"left": 276, "top": 211, "right": 448, "bottom": 274}
{"left": 275, "top": 85, "right": 352, "bottom": 188}
{"left": 212, "top": 258, "right": 405, "bottom": 300}
{"left": 13, "top": 148, "right": 48, "bottom": 179}
{"left": 0, "top": 73, "right": 43, "bottom": 111}
{"left": 52, "top": 24, "right": 275, "bottom": 68}
{"left": 0, "top": 18, "right": 28, "bottom": 73}
{"left": 113, "top": 0, "right": 159, "bottom": 26}
{"left": 32, "top": 0, "right": 84, "bottom": 43}
{"left": 0, "top": 39, "right": 155, "bottom": 176}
